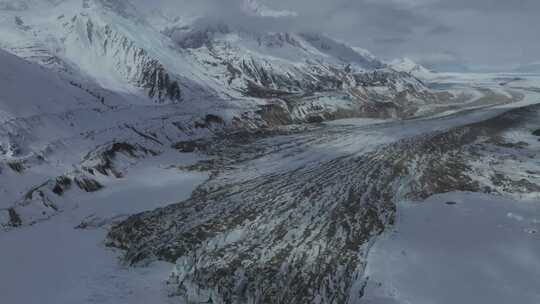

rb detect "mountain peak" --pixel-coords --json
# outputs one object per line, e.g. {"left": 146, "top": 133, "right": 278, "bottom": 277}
{"left": 389, "top": 57, "right": 434, "bottom": 79}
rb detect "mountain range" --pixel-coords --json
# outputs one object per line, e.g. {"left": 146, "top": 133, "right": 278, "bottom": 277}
{"left": 6, "top": 1, "right": 539, "bottom": 304}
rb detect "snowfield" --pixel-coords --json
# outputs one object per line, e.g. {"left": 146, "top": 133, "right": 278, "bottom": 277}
{"left": 0, "top": 152, "right": 208, "bottom": 304}
{"left": 0, "top": 49, "right": 97, "bottom": 121}
{"left": 364, "top": 192, "right": 540, "bottom": 304}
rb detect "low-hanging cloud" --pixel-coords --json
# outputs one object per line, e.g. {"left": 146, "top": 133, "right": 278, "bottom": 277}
{"left": 133, "top": 0, "right": 540, "bottom": 70}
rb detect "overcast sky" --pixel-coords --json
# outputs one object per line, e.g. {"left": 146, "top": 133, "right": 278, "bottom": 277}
{"left": 264, "top": 0, "right": 540, "bottom": 70}
{"left": 142, "top": 0, "right": 540, "bottom": 71}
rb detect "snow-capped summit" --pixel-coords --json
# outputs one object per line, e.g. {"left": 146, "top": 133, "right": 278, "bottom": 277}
{"left": 389, "top": 57, "right": 434, "bottom": 79}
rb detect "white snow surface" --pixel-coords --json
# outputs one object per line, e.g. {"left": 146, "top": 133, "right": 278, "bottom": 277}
{"left": 0, "top": 152, "right": 208, "bottom": 304}
{"left": 0, "top": 48, "right": 100, "bottom": 121}
{"left": 363, "top": 192, "right": 540, "bottom": 304}
{"left": 389, "top": 57, "right": 435, "bottom": 80}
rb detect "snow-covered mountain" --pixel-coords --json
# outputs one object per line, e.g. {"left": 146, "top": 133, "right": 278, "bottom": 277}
{"left": 7, "top": 1, "right": 534, "bottom": 304}
{"left": 389, "top": 57, "right": 435, "bottom": 79}
{"left": 0, "top": 0, "right": 439, "bottom": 119}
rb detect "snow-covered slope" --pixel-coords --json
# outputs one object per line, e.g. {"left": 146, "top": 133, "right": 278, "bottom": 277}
{"left": 0, "top": 48, "right": 104, "bottom": 121}
{"left": 169, "top": 24, "right": 390, "bottom": 94}
{"left": 0, "top": 0, "right": 212, "bottom": 103}
{"left": 0, "top": 41, "right": 244, "bottom": 230}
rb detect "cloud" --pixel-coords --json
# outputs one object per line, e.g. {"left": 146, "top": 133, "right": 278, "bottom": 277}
{"left": 427, "top": 24, "right": 453, "bottom": 35}
{"left": 131, "top": 0, "right": 540, "bottom": 69}
{"left": 261, "top": 0, "right": 540, "bottom": 68}
{"left": 426, "top": 0, "right": 540, "bottom": 12}
{"left": 373, "top": 37, "right": 408, "bottom": 45}
{"left": 242, "top": 0, "right": 298, "bottom": 17}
